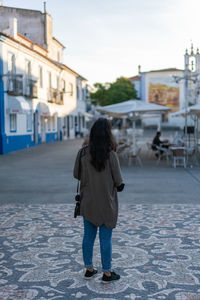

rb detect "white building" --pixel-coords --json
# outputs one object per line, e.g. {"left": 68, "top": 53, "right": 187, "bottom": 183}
{"left": 129, "top": 68, "right": 185, "bottom": 128}
{"left": 129, "top": 47, "right": 200, "bottom": 129}
{"left": 0, "top": 4, "right": 87, "bottom": 154}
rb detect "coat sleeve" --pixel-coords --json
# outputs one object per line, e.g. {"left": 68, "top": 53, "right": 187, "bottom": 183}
{"left": 109, "top": 151, "right": 123, "bottom": 187}
{"left": 73, "top": 149, "right": 81, "bottom": 180}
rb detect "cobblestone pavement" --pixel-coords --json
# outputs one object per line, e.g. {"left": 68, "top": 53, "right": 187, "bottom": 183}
{"left": 1, "top": 203, "right": 200, "bottom": 300}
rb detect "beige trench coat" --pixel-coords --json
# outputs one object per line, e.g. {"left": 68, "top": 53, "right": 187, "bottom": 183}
{"left": 73, "top": 146, "right": 123, "bottom": 229}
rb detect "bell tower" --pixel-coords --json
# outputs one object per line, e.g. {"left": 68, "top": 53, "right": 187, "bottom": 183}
{"left": 184, "top": 44, "right": 200, "bottom": 73}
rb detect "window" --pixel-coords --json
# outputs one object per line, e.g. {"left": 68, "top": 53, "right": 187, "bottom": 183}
{"left": 26, "top": 113, "right": 32, "bottom": 131}
{"left": 9, "top": 114, "right": 17, "bottom": 132}
{"left": 77, "top": 86, "right": 79, "bottom": 99}
{"left": 39, "top": 66, "right": 43, "bottom": 88}
{"left": 69, "top": 83, "right": 73, "bottom": 96}
{"left": 48, "top": 72, "right": 52, "bottom": 100}
{"left": 56, "top": 76, "right": 59, "bottom": 90}
{"left": 25, "top": 60, "right": 31, "bottom": 95}
{"left": 48, "top": 72, "right": 52, "bottom": 88}
{"left": 62, "top": 79, "right": 66, "bottom": 92}
{"left": 8, "top": 52, "right": 16, "bottom": 74}
{"left": 57, "top": 51, "right": 60, "bottom": 62}
{"left": 25, "top": 60, "right": 31, "bottom": 80}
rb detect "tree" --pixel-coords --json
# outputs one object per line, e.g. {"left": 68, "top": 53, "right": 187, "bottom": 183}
{"left": 90, "top": 77, "right": 137, "bottom": 106}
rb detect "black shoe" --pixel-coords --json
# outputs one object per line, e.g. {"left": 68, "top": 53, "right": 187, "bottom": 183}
{"left": 84, "top": 269, "right": 98, "bottom": 280}
{"left": 101, "top": 271, "right": 120, "bottom": 284}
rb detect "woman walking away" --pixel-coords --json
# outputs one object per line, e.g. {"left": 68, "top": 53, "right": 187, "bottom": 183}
{"left": 73, "top": 118, "right": 125, "bottom": 283}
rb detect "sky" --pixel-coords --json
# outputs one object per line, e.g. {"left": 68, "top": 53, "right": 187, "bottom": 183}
{"left": 2, "top": 0, "right": 200, "bottom": 85}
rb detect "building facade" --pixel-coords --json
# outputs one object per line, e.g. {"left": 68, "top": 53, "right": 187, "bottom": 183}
{"left": 0, "top": 5, "right": 87, "bottom": 154}
{"left": 129, "top": 68, "right": 185, "bottom": 127}
{"left": 129, "top": 46, "right": 200, "bottom": 128}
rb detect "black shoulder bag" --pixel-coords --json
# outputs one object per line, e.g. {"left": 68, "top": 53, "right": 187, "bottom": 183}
{"left": 74, "top": 149, "right": 83, "bottom": 218}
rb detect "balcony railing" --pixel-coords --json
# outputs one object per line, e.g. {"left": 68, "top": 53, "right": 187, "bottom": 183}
{"left": 47, "top": 88, "right": 64, "bottom": 105}
{"left": 7, "top": 74, "right": 23, "bottom": 96}
{"left": 25, "top": 79, "right": 38, "bottom": 99}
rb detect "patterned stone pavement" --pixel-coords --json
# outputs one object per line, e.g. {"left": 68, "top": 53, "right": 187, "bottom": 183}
{"left": 0, "top": 203, "right": 200, "bottom": 300}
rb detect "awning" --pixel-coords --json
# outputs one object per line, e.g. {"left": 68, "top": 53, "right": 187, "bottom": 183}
{"left": 6, "top": 96, "right": 31, "bottom": 114}
{"left": 36, "top": 102, "right": 58, "bottom": 117}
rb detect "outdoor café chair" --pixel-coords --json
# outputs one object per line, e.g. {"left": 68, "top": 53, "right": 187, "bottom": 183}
{"left": 171, "top": 147, "right": 186, "bottom": 168}
{"left": 146, "top": 142, "right": 156, "bottom": 158}
{"left": 156, "top": 146, "right": 172, "bottom": 166}
{"left": 117, "top": 143, "right": 130, "bottom": 163}
{"left": 128, "top": 147, "right": 143, "bottom": 167}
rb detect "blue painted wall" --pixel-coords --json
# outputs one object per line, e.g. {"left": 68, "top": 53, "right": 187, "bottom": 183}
{"left": 46, "top": 132, "right": 58, "bottom": 143}
{"left": 0, "top": 55, "right": 5, "bottom": 154}
{"left": 2, "top": 134, "right": 36, "bottom": 154}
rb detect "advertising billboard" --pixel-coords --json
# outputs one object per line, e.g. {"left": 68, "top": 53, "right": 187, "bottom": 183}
{"left": 148, "top": 77, "right": 179, "bottom": 112}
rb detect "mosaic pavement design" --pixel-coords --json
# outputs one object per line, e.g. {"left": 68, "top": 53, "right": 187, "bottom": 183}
{"left": 0, "top": 203, "right": 200, "bottom": 300}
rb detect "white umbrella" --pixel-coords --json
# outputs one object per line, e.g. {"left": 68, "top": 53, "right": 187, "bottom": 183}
{"left": 170, "top": 108, "right": 188, "bottom": 117}
{"left": 170, "top": 104, "right": 200, "bottom": 117}
{"left": 97, "top": 100, "right": 170, "bottom": 154}
{"left": 189, "top": 103, "right": 200, "bottom": 116}
{"left": 97, "top": 100, "right": 170, "bottom": 117}
{"left": 170, "top": 104, "right": 200, "bottom": 149}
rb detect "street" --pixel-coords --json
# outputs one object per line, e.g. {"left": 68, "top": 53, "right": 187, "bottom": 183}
{"left": 0, "top": 139, "right": 200, "bottom": 205}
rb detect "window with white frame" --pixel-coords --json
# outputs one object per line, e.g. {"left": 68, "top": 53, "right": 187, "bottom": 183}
{"left": 57, "top": 51, "right": 60, "bottom": 62}
{"left": 48, "top": 72, "right": 52, "bottom": 88}
{"left": 26, "top": 113, "right": 32, "bottom": 131}
{"left": 9, "top": 114, "right": 17, "bottom": 132}
{"left": 48, "top": 72, "right": 52, "bottom": 100}
{"left": 69, "top": 83, "right": 73, "bottom": 96}
{"left": 39, "top": 66, "right": 43, "bottom": 88}
{"left": 62, "top": 79, "right": 66, "bottom": 92}
{"left": 56, "top": 76, "right": 59, "bottom": 90}
{"left": 25, "top": 60, "right": 31, "bottom": 80}
{"left": 76, "top": 86, "right": 79, "bottom": 99}
{"left": 25, "top": 60, "right": 31, "bottom": 95}
{"left": 8, "top": 52, "right": 16, "bottom": 74}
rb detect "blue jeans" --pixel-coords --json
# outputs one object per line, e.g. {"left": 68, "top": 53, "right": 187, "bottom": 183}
{"left": 82, "top": 218, "right": 112, "bottom": 272}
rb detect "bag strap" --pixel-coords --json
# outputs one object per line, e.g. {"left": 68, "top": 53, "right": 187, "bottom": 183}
{"left": 76, "top": 148, "right": 83, "bottom": 194}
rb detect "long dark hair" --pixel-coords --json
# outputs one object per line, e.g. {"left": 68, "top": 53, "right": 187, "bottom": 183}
{"left": 89, "top": 118, "right": 116, "bottom": 172}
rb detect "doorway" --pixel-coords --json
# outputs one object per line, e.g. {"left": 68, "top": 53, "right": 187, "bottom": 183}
{"left": 67, "top": 116, "right": 70, "bottom": 138}
{"left": 33, "top": 112, "right": 38, "bottom": 144}
{"left": 41, "top": 116, "right": 46, "bottom": 143}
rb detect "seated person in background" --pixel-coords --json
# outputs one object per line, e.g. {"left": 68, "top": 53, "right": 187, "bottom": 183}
{"left": 152, "top": 131, "right": 169, "bottom": 156}
{"left": 173, "top": 132, "right": 184, "bottom": 146}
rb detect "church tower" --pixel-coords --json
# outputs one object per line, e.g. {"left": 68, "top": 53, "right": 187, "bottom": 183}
{"left": 184, "top": 44, "right": 200, "bottom": 73}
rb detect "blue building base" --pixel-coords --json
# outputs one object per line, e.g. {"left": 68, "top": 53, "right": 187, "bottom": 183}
{"left": 0, "top": 132, "right": 58, "bottom": 155}
{"left": 0, "top": 134, "right": 36, "bottom": 154}
{"left": 46, "top": 132, "right": 58, "bottom": 143}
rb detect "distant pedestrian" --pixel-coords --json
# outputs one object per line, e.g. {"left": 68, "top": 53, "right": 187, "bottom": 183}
{"left": 73, "top": 118, "right": 125, "bottom": 283}
{"left": 75, "top": 122, "right": 79, "bottom": 137}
